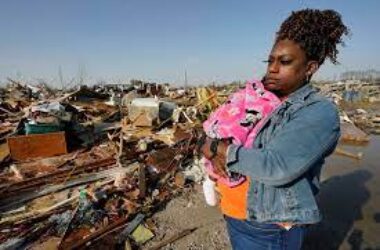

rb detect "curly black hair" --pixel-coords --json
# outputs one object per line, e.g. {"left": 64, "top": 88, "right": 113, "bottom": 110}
{"left": 276, "top": 9, "right": 350, "bottom": 65}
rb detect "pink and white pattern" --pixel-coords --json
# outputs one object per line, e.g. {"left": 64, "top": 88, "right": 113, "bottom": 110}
{"left": 202, "top": 79, "right": 281, "bottom": 187}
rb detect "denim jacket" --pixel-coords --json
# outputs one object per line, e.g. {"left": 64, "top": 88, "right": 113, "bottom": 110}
{"left": 227, "top": 83, "right": 340, "bottom": 224}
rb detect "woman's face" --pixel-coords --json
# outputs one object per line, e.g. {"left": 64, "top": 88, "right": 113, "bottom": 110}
{"left": 264, "top": 39, "right": 318, "bottom": 97}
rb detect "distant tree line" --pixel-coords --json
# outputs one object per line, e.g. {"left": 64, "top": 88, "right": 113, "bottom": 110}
{"left": 340, "top": 69, "right": 380, "bottom": 83}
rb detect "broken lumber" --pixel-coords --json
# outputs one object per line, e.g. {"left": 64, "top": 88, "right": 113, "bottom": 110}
{"left": 148, "top": 227, "right": 197, "bottom": 250}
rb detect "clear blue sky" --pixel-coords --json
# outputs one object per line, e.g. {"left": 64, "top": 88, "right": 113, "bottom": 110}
{"left": 0, "top": 0, "right": 379, "bottom": 86}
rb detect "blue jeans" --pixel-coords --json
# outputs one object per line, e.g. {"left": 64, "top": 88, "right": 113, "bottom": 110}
{"left": 225, "top": 216, "right": 307, "bottom": 250}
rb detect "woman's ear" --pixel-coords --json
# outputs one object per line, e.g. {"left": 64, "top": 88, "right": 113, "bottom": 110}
{"left": 306, "top": 60, "right": 319, "bottom": 77}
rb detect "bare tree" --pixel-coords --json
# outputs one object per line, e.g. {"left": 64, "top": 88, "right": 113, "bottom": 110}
{"left": 77, "top": 64, "right": 87, "bottom": 86}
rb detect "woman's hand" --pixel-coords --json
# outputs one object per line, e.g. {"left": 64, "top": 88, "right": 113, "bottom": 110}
{"left": 200, "top": 137, "right": 230, "bottom": 178}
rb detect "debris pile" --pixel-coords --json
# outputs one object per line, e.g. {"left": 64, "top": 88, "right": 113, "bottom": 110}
{"left": 0, "top": 78, "right": 226, "bottom": 249}
{"left": 315, "top": 80, "right": 380, "bottom": 137}
{"left": 318, "top": 80, "right": 380, "bottom": 103}
{"left": 0, "top": 77, "right": 378, "bottom": 249}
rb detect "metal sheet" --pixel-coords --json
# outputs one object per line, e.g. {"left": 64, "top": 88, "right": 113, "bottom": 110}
{"left": 7, "top": 132, "right": 67, "bottom": 161}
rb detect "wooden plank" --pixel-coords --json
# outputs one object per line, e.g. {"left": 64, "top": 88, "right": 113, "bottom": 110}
{"left": 0, "top": 143, "right": 10, "bottom": 163}
{"left": 7, "top": 132, "right": 67, "bottom": 161}
{"left": 340, "top": 122, "right": 370, "bottom": 143}
{"left": 148, "top": 227, "right": 197, "bottom": 250}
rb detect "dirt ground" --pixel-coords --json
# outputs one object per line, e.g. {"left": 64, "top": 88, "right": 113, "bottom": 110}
{"left": 144, "top": 185, "right": 230, "bottom": 250}
{"left": 143, "top": 136, "right": 380, "bottom": 250}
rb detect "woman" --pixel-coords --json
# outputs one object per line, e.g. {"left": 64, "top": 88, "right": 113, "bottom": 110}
{"left": 201, "top": 9, "right": 349, "bottom": 250}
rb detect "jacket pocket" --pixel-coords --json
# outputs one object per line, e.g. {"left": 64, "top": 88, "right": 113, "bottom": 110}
{"left": 293, "top": 179, "right": 318, "bottom": 208}
{"left": 280, "top": 186, "right": 299, "bottom": 211}
{"left": 243, "top": 220, "right": 281, "bottom": 237}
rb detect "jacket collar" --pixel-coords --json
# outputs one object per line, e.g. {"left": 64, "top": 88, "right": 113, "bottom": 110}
{"left": 284, "top": 83, "right": 316, "bottom": 104}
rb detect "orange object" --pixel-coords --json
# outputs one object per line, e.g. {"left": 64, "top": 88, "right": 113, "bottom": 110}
{"left": 217, "top": 178, "right": 250, "bottom": 220}
{"left": 7, "top": 132, "right": 67, "bottom": 161}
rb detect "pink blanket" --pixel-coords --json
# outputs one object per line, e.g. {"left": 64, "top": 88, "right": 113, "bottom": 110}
{"left": 203, "top": 79, "right": 281, "bottom": 187}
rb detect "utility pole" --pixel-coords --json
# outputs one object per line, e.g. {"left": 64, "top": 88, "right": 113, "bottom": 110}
{"left": 184, "top": 69, "right": 188, "bottom": 89}
{"left": 58, "top": 65, "right": 64, "bottom": 90}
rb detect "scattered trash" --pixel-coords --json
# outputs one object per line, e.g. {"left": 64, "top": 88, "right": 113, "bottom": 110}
{"left": 130, "top": 224, "right": 154, "bottom": 244}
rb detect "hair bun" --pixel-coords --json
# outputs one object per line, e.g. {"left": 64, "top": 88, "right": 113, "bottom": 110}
{"left": 276, "top": 9, "right": 350, "bottom": 65}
